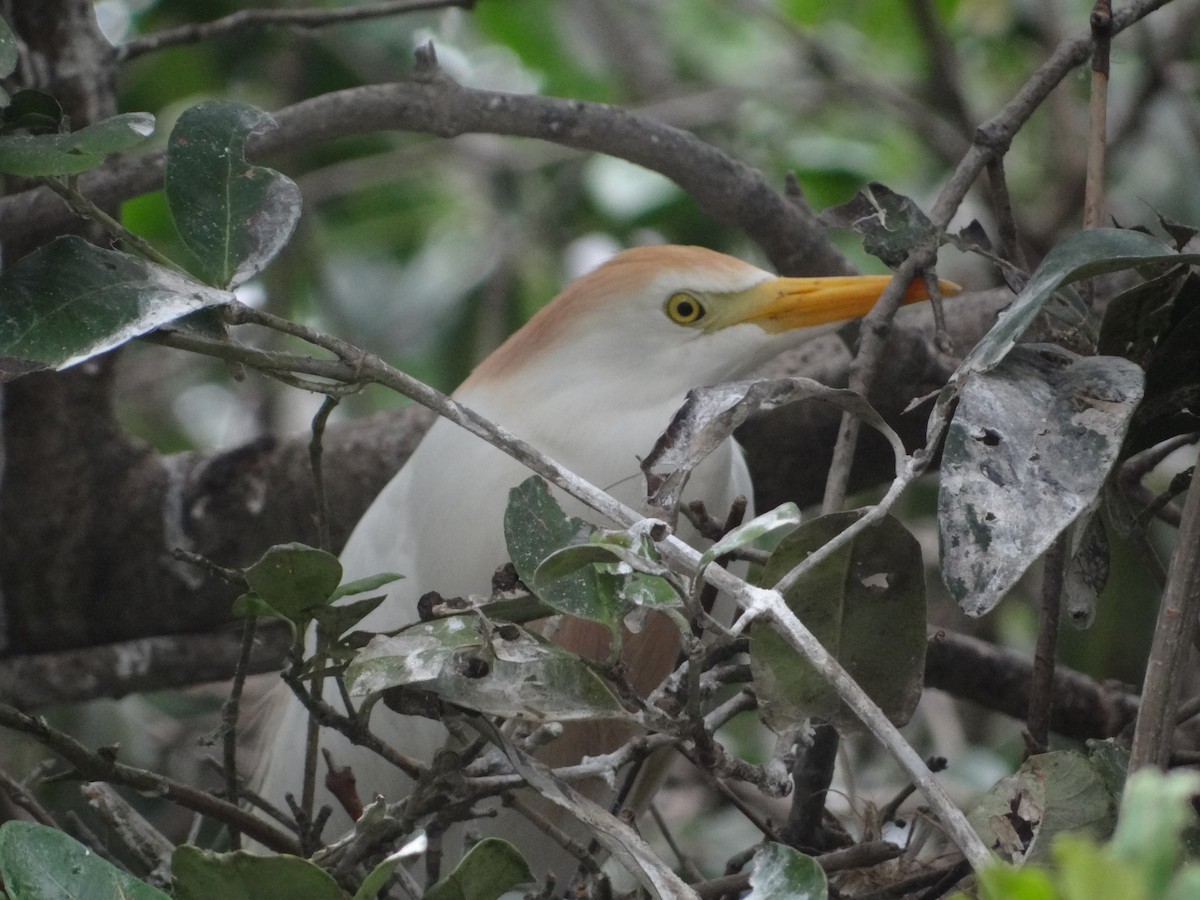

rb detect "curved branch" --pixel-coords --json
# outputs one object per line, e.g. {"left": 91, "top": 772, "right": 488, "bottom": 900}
{"left": 0, "top": 48, "right": 850, "bottom": 278}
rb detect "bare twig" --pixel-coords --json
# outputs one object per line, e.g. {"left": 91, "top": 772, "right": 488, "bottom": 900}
{"left": 1084, "top": 0, "right": 1113, "bottom": 230}
{"left": 1025, "top": 534, "right": 1067, "bottom": 758}
{"left": 1130, "top": 467, "right": 1200, "bottom": 770}
{"left": 0, "top": 703, "right": 301, "bottom": 854}
{"left": 117, "top": 0, "right": 476, "bottom": 61}
{"left": 0, "top": 766, "right": 59, "bottom": 827}
{"left": 309, "top": 396, "right": 340, "bottom": 552}
{"left": 221, "top": 618, "right": 258, "bottom": 848}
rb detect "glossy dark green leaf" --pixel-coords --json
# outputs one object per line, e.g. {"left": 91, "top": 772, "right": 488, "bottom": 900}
{"left": 172, "top": 846, "right": 341, "bottom": 900}
{"left": 954, "top": 229, "right": 1200, "bottom": 378}
{"left": 750, "top": 511, "right": 925, "bottom": 733}
{"left": 165, "top": 101, "right": 301, "bottom": 287}
{"left": 244, "top": 542, "right": 342, "bottom": 622}
{"left": 0, "top": 821, "right": 170, "bottom": 900}
{"left": 423, "top": 838, "right": 535, "bottom": 900}
{"left": 0, "top": 112, "right": 154, "bottom": 175}
{"left": 504, "top": 476, "right": 620, "bottom": 627}
{"left": 0, "top": 236, "right": 231, "bottom": 376}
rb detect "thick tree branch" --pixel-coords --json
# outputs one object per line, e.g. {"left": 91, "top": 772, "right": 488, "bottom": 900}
{"left": 0, "top": 47, "right": 850, "bottom": 278}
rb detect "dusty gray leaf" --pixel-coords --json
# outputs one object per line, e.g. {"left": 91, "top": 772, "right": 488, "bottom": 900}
{"left": 643, "top": 378, "right": 904, "bottom": 520}
{"left": 939, "top": 345, "right": 1144, "bottom": 616}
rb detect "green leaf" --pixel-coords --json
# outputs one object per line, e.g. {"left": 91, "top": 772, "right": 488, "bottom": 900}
{"left": 975, "top": 862, "right": 1057, "bottom": 900}
{"left": 165, "top": 101, "right": 301, "bottom": 287}
{"left": 231, "top": 591, "right": 288, "bottom": 622}
{"left": 0, "top": 112, "right": 154, "bottom": 175}
{"left": 0, "top": 821, "right": 171, "bottom": 900}
{"left": 311, "top": 594, "right": 387, "bottom": 640}
{"left": 698, "top": 502, "right": 802, "bottom": 568}
{"left": 504, "top": 476, "right": 619, "bottom": 627}
{"left": 750, "top": 512, "right": 926, "bottom": 733}
{"left": 423, "top": 838, "right": 535, "bottom": 900}
{"left": 329, "top": 572, "right": 403, "bottom": 602}
{"left": 345, "top": 617, "right": 629, "bottom": 721}
{"left": 0, "top": 236, "right": 232, "bottom": 376}
{"left": 938, "top": 347, "right": 1144, "bottom": 616}
{"left": 534, "top": 536, "right": 681, "bottom": 613}
{"left": 1110, "top": 769, "right": 1200, "bottom": 898}
{"left": 171, "top": 846, "right": 342, "bottom": 900}
{"left": 1053, "top": 835, "right": 1146, "bottom": 900}
{"left": 0, "top": 17, "right": 16, "bottom": 79}
{"left": 244, "top": 543, "right": 342, "bottom": 622}
{"left": 954, "top": 229, "right": 1200, "bottom": 378}
{"left": 746, "top": 843, "right": 827, "bottom": 900}
{"left": 1165, "top": 866, "right": 1200, "bottom": 900}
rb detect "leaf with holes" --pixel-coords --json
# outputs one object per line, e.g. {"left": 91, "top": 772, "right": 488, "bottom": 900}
{"left": 750, "top": 511, "right": 925, "bottom": 733}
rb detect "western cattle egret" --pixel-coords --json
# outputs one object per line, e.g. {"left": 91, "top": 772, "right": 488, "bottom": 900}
{"left": 253, "top": 245, "right": 950, "bottom": 883}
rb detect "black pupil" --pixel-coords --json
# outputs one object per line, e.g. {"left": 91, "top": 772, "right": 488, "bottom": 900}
{"left": 676, "top": 298, "right": 695, "bottom": 319}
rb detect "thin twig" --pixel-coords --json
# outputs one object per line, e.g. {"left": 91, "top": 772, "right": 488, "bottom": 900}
{"left": 1084, "top": 0, "right": 1113, "bottom": 230}
{"left": 1025, "top": 534, "right": 1067, "bottom": 758}
{"left": 0, "top": 703, "right": 301, "bottom": 853}
{"left": 118, "top": 0, "right": 476, "bottom": 61}
{"left": 39, "top": 177, "right": 185, "bottom": 272}
{"left": 221, "top": 618, "right": 258, "bottom": 848}
{"left": 1129, "top": 467, "right": 1200, "bottom": 770}
{"left": 0, "top": 766, "right": 59, "bottom": 827}
{"left": 309, "top": 395, "right": 340, "bottom": 552}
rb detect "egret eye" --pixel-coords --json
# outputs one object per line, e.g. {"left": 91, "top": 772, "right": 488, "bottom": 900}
{"left": 665, "top": 292, "right": 705, "bottom": 325}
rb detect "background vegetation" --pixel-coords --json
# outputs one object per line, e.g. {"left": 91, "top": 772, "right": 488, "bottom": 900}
{"left": 0, "top": 1, "right": 1197, "bottom": 898}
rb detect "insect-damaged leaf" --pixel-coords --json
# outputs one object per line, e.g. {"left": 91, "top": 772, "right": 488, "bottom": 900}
{"left": 938, "top": 345, "right": 1143, "bottom": 616}
{"left": 345, "top": 616, "right": 629, "bottom": 721}
{"left": 818, "top": 182, "right": 938, "bottom": 268}
{"left": 966, "top": 749, "right": 1118, "bottom": 865}
{"left": 750, "top": 511, "right": 925, "bottom": 734}
{"left": 166, "top": 101, "right": 301, "bottom": 288}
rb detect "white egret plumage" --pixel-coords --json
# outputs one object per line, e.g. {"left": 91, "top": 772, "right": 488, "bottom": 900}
{"left": 253, "top": 245, "right": 950, "bottom": 885}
